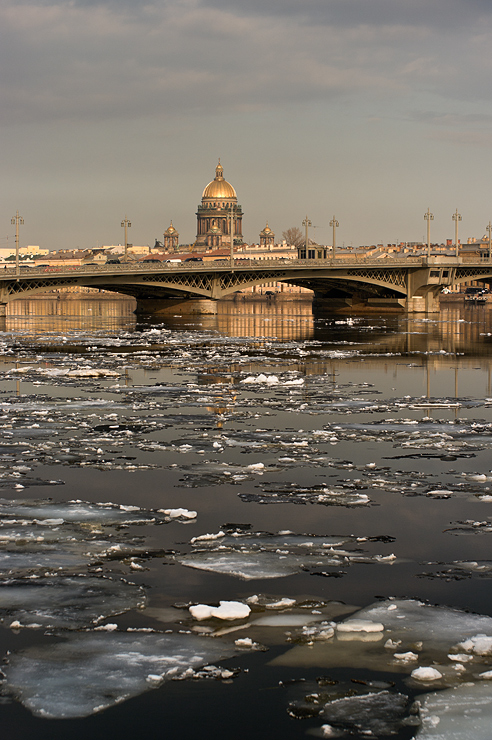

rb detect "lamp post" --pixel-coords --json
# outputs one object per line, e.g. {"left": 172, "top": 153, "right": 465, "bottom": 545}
{"left": 424, "top": 208, "right": 434, "bottom": 259}
{"left": 11, "top": 210, "right": 24, "bottom": 276}
{"left": 487, "top": 222, "right": 492, "bottom": 264}
{"left": 452, "top": 209, "right": 462, "bottom": 258}
{"left": 302, "top": 216, "right": 312, "bottom": 258}
{"left": 229, "top": 205, "right": 235, "bottom": 265}
{"left": 121, "top": 217, "right": 131, "bottom": 261}
{"left": 330, "top": 215, "right": 339, "bottom": 263}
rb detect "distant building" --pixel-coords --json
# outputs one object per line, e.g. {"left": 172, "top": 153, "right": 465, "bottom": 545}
{"left": 163, "top": 222, "right": 179, "bottom": 251}
{"left": 259, "top": 223, "right": 275, "bottom": 249}
{"left": 195, "top": 161, "right": 243, "bottom": 249}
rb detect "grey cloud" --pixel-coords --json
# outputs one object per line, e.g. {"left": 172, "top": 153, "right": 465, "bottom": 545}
{"left": 1, "top": 0, "right": 491, "bottom": 129}
{"left": 194, "top": 0, "right": 490, "bottom": 30}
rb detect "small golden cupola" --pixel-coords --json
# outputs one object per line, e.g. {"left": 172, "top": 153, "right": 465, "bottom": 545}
{"left": 163, "top": 221, "right": 179, "bottom": 251}
{"left": 259, "top": 222, "right": 275, "bottom": 248}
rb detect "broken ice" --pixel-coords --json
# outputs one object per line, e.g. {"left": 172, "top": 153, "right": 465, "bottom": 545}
{"left": 2, "top": 632, "right": 249, "bottom": 718}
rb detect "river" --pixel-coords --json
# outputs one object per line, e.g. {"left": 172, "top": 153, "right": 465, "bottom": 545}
{"left": 0, "top": 297, "right": 492, "bottom": 739}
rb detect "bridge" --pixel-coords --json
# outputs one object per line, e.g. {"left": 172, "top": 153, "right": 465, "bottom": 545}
{"left": 1, "top": 255, "right": 492, "bottom": 315}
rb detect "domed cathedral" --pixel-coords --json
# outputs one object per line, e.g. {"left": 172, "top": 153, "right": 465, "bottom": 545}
{"left": 163, "top": 221, "right": 179, "bottom": 251}
{"left": 259, "top": 222, "right": 275, "bottom": 248}
{"left": 195, "top": 160, "right": 244, "bottom": 249}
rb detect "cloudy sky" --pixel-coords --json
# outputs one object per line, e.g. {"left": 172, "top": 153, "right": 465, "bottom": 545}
{"left": 2, "top": 0, "right": 492, "bottom": 251}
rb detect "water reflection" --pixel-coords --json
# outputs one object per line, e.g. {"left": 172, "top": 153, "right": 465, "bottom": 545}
{"left": 1, "top": 297, "right": 492, "bottom": 737}
{"left": 4, "top": 298, "right": 137, "bottom": 332}
{"left": 4, "top": 299, "right": 492, "bottom": 355}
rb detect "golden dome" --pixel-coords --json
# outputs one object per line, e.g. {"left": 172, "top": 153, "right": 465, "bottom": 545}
{"left": 202, "top": 161, "right": 236, "bottom": 200}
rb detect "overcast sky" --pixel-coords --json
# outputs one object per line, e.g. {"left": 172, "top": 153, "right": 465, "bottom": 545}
{"left": 2, "top": 0, "right": 492, "bottom": 251}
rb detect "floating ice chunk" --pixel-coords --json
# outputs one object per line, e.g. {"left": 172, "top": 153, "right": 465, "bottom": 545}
{"left": 393, "top": 652, "right": 418, "bottom": 662}
{"left": 456, "top": 634, "right": 492, "bottom": 655}
{"left": 2, "top": 633, "right": 244, "bottom": 718}
{"left": 240, "top": 374, "right": 279, "bottom": 385}
{"left": 211, "top": 601, "right": 251, "bottom": 620}
{"left": 448, "top": 653, "right": 473, "bottom": 662}
{"left": 411, "top": 667, "right": 443, "bottom": 681}
{"left": 265, "top": 597, "right": 296, "bottom": 609}
{"left": 66, "top": 368, "right": 120, "bottom": 377}
{"left": 0, "top": 498, "right": 170, "bottom": 525}
{"left": 0, "top": 576, "right": 146, "bottom": 629}
{"left": 417, "top": 682, "right": 492, "bottom": 738}
{"left": 178, "top": 551, "right": 303, "bottom": 580}
{"left": 159, "top": 508, "right": 197, "bottom": 520}
{"left": 336, "top": 619, "right": 384, "bottom": 633}
{"left": 189, "top": 604, "right": 215, "bottom": 620}
{"left": 348, "top": 599, "right": 492, "bottom": 649}
{"left": 180, "top": 531, "right": 396, "bottom": 580}
{"left": 234, "top": 637, "right": 262, "bottom": 649}
{"left": 320, "top": 690, "right": 411, "bottom": 736}
{"left": 189, "top": 601, "right": 250, "bottom": 621}
{"left": 294, "top": 622, "right": 336, "bottom": 641}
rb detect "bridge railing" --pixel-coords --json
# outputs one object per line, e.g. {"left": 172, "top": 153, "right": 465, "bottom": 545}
{"left": 3, "top": 254, "right": 491, "bottom": 279}
{"left": 2, "top": 255, "right": 428, "bottom": 276}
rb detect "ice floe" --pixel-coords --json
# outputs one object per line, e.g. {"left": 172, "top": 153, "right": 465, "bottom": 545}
{"left": 177, "top": 529, "right": 398, "bottom": 580}
{"left": 0, "top": 575, "right": 145, "bottom": 629}
{"left": 2, "top": 632, "right": 250, "bottom": 718}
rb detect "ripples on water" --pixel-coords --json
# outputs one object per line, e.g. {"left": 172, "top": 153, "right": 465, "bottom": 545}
{"left": 0, "top": 298, "right": 492, "bottom": 738}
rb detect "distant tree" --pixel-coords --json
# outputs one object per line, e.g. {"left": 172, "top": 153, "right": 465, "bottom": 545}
{"left": 282, "top": 227, "right": 303, "bottom": 247}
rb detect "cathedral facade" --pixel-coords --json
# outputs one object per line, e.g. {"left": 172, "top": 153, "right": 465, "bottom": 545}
{"left": 195, "top": 161, "right": 243, "bottom": 248}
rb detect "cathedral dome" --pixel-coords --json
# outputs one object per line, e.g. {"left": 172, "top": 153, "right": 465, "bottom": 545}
{"left": 202, "top": 161, "right": 236, "bottom": 200}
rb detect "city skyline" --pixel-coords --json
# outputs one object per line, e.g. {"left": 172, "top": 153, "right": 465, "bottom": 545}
{"left": 1, "top": 0, "right": 492, "bottom": 251}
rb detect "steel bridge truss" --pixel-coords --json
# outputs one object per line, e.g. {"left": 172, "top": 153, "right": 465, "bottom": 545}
{"left": 1, "top": 260, "right": 491, "bottom": 306}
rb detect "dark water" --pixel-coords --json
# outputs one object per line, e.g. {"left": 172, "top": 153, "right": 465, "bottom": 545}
{"left": 1, "top": 298, "right": 492, "bottom": 738}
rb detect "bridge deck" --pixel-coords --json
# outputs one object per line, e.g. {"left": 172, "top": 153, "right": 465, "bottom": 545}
{"left": 1, "top": 256, "right": 491, "bottom": 314}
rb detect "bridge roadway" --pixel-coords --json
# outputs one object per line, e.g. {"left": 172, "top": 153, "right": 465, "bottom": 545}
{"left": 1, "top": 255, "right": 491, "bottom": 315}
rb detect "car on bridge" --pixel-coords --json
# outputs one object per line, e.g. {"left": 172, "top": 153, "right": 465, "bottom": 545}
{"left": 184, "top": 257, "right": 203, "bottom": 262}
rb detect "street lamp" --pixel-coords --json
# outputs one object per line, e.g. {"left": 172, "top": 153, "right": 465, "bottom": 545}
{"left": 229, "top": 205, "right": 235, "bottom": 265}
{"left": 424, "top": 208, "right": 434, "bottom": 258}
{"left": 452, "top": 209, "right": 462, "bottom": 258}
{"left": 487, "top": 222, "right": 492, "bottom": 264}
{"left": 330, "top": 215, "right": 339, "bottom": 263}
{"left": 11, "top": 210, "right": 24, "bottom": 276}
{"left": 302, "top": 216, "right": 312, "bottom": 258}
{"left": 121, "top": 217, "right": 131, "bottom": 261}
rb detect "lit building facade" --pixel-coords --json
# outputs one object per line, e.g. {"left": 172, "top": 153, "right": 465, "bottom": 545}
{"left": 195, "top": 161, "right": 243, "bottom": 248}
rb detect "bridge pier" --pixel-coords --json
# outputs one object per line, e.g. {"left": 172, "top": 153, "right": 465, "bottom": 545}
{"left": 406, "top": 290, "right": 440, "bottom": 313}
{"left": 134, "top": 298, "right": 218, "bottom": 316}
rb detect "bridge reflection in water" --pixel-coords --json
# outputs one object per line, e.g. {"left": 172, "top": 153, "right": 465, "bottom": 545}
{"left": 2, "top": 297, "right": 492, "bottom": 356}
{"left": 4, "top": 298, "right": 137, "bottom": 332}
